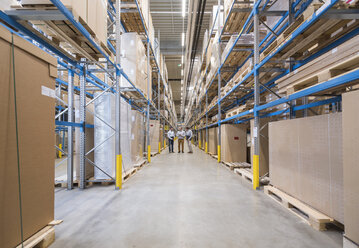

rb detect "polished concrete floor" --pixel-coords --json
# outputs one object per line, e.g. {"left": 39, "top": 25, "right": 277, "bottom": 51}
{"left": 52, "top": 145, "right": 343, "bottom": 248}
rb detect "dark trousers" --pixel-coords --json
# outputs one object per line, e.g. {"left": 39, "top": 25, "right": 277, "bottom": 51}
{"left": 168, "top": 139, "right": 174, "bottom": 152}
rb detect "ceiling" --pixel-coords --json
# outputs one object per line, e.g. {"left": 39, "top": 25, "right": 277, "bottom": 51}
{"left": 150, "top": 0, "right": 217, "bottom": 120}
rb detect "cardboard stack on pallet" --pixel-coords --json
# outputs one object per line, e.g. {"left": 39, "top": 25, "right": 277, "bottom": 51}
{"left": 208, "top": 127, "right": 218, "bottom": 155}
{"left": 20, "top": 0, "right": 108, "bottom": 46}
{"left": 342, "top": 90, "right": 359, "bottom": 246}
{"left": 269, "top": 113, "right": 344, "bottom": 224}
{"left": 0, "top": 25, "right": 56, "bottom": 247}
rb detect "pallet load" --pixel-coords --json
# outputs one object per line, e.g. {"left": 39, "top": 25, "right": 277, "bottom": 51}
{"left": 208, "top": 127, "right": 218, "bottom": 155}
{"left": 0, "top": 25, "right": 56, "bottom": 247}
{"left": 276, "top": 34, "right": 359, "bottom": 96}
{"left": 120, "top": 32, "right": 152, "bottom": 100}
{"left": 220, "top": 124, "right": 247, "bottom": 163}
{"left": 19, "top": 0, "right": 108, "bottom": 48}
{"left": 268, "top": 113, "right": 344, "bottom": 229}
{"left": 342, "top": 90, "right": 359, "bottom": 247}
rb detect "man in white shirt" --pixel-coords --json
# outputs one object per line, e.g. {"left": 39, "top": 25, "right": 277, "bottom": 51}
{"left": 176, "top": 127, "right": 186, "bottom": 153}
{"left": 186, "top": 127, "right": 193, "bottom": 153}
{"left": 167, "top": 127, "right": 175, "bottom": 153}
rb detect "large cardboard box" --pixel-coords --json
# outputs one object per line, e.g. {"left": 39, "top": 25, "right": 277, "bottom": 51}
{"left": 250, "top": 118, "right": 269, "bottom": 176}
{"left": 221, "top": 124, "right": 246, "bottom": 162}
{"left": 269, "top": 113, "right": 344, "bottom": 223}
{"left": 0, "top": 25, "right": 56, "bottom": 247}
{"left": 208, "top": 127, "right": 218, "bottom": 154}
{"left": 342, "top": 90, "right": 359, "bottom": 244}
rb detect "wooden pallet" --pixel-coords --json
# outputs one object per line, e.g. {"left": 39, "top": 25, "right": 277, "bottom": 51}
{"left": 234, "top": 168, "right": 253, "bottom": 182}
{"left": 283, "top": 52, "right": 359, "bottom": 95}
{"left": 15, "top": 220, "right": 62, "bottom": 248}
{"left": 10, "top": 4, "right": 111, "bottom": 61}
{"left": 222, "top": 161, "right": 251, "bottom": 170}
{"left": 259, "top": 4, "right": 320, "bottom": 61}
{"left": 264, "top": 186, "right": 343, "bottom": 231}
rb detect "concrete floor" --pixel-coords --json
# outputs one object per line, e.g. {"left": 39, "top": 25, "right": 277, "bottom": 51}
{"left": 52, "top": 145, "right": 343, "bottom": 248}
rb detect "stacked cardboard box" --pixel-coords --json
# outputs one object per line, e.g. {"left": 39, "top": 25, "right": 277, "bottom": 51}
{"left": 221, "top": 124, "right": 247, "bottom": 163}
{"left": 342, "top": 90, "right": 359, "bottom": 245}
{"left": 269, "top": 113, "right": 344, "bottom": 223}
{"left": 0, "top": 25, "right": 56, "bottom": 247}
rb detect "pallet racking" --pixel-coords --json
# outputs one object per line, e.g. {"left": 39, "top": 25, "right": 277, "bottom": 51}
{"left": 184, "top": 0, "right": 359, "bottom": 189}
{"left": 0, "top": 0, "right": 176, "bottom": 190}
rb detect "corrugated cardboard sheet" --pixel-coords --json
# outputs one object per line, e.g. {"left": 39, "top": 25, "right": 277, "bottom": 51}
{"left": 342, "top": 90, "right": 359, "bottom": 244}
{"left": 250, "top": 118, "right": 269, "bottom": 176}
{"left": 0, "top": 26, "right": 55, "bottom": 247}
{"left": 209, "top": 127, "right": 218, "bottom": 154}
{"left": 221, "top": 124, "right": 247, "bottom": 162}
{"left": 149, "top": 120, "right": 161, "bottom": 152}
{"left": 131, "top": 111, "right": 145, "bottom": 164}
{"left": 269, "top": 113, "right": 344, "bottom": 223}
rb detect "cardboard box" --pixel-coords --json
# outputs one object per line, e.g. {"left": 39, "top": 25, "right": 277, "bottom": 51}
{"left": 208, "top": 127, "right": 218, "bottom": 154}
{"left": 221, "top": 124, "right": 247, "bottom": 162}
{"left": 250, "top": 118, "right": 269, "bottom": 176}
{"left": 0, "top": 25, "right": 56, "bottom": 247}
{"left": 269, "top": 113, "right": 344, "bottom": 223}
{"left": 0, "top": 0, "right": 15, "bottom": 10}
{"left": 149, "top": 120, "right": 162, "bottom": 153}
{"left": 342, "top": 90, "right": 359, "bottom": 244}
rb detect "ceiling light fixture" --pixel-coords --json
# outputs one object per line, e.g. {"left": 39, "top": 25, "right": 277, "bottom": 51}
{"left": 182, "top": 32, "right": 185, "bottom": 47}
{"left": 182, "top": 0, "right": 186, "bottom": 17}
{"left": 181, "top": 55, "right": 184, "bottom": 64}
{"left": 181, "top": 69, "right": 183, "bottom": 76}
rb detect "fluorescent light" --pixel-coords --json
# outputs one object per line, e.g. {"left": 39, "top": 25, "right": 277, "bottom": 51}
{"left": 182, "top": 33, "right": 185, "bottom": 47}
{"left": 181, "top": 70, "right": 183, "bottom": 76}
{"left": 182, "top": 0, "right": 186, "bottom": 17}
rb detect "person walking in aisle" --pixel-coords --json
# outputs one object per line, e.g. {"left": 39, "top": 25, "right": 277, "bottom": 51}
{"left": 177, "top": 127, "right": 186, "bottom": 153}
{"left": 167, "top": 127, "right": 175, "bottom": 153}
{"left": 186, "top": 127, "right": 193, "bottom": 153}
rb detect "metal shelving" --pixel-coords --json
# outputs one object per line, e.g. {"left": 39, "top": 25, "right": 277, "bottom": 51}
{"left": 185, "top": 0, "right": 359, "bottom": 189}
{"left": 0, "top": 0, "right": 176, "bottom": 190}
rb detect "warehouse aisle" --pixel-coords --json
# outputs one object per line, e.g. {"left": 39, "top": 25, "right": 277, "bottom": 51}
{"left": 52, "top": 146, "right": 342, "bottom": 248}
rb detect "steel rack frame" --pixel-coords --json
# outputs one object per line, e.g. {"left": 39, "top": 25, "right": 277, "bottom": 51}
{"left": 0, "top": 0, "right": 175, "bottom": 190}
{"left": 186, "top": 0, "right": 359, "bottom": 190}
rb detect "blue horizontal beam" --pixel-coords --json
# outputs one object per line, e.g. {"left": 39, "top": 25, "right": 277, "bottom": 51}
{"left": 55, "top": 120, "right": 94, "bottom": 129}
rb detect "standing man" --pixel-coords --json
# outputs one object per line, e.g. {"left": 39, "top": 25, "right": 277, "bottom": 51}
{"left": 167, "top": 127, "right": 175, "bottom": 153}
{"left": 186, "top": 127, "right": 193, "bottom": 153}
{"left": 177, "top": 127, "right": 186, "bottom": 153}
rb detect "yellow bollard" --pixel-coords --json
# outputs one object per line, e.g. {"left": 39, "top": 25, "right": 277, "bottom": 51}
{"left": 158, "top": 142, "right": 161, "bottom": 154}
{"left": 116, "top": 154, "right": 122, "bottom": 189}
{"left": 59, "top": 144, "right": 62, "bottom": 158}
{"left": 147, "top": 145, "right": 151, "bottom": 163}
{"left": 199, "top": 140, "right": 202, "bottom": 149}
{"left": 164, "top": 138, "right": 166, "bottom": 148}
{"left": 205, "top": 142, "right": 208, "bottom": 153}
{"left": 253, "top": 154, "right": 259, "bottom": 190}
{"left": 217, "top": 145, "right": 221, "bottom": 163}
